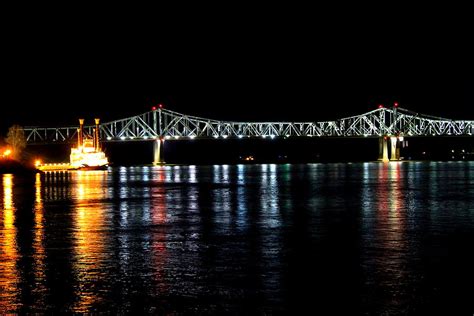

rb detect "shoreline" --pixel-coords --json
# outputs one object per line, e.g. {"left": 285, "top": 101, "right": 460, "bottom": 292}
{"left": 0, "top": 159, "right": 39, "bottom": 174}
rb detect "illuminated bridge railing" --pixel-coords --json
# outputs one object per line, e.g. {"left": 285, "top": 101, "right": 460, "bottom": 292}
{"left": 23, "top": 107, "right": 474, "bottom": 143}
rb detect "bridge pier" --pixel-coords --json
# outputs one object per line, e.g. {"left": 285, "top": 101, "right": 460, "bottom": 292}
{"left": 378, "top": 137, "right": 389, "bottom": 162}
{"left": 389, "top": 137, "right": 402, "bottom": 160}
{"left": 153, "top": 138, "right": 165, "bottom": 165}
{"left": 390, "top": 137, "right": 397, "bottom": 161}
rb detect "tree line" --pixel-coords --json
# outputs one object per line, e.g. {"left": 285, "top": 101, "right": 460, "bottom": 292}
{"left": 2, "top": 125, "right": 26, "bottom": 160}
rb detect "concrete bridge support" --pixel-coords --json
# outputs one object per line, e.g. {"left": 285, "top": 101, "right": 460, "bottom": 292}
{"left": 378, "top": 137, "right": 389, "bottom": 162}
{"left": 390, "top": 137, "right": 397, "bottom": 161}
{"left": 153, "top": 138, "right": 165, "bottom": 165}
{"left": 390, "top": 137, "right": 401, "bottom": 161}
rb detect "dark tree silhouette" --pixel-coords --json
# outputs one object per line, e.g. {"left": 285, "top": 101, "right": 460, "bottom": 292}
{"left": 6, "top": 125, "right": 26, "bottom": 160}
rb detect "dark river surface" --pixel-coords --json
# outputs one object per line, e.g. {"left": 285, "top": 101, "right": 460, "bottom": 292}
{"left": 1, "top": 162, "right": 473, "bottom": 314}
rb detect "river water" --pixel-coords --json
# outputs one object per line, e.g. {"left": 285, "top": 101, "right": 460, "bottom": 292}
{"left": 1, "top": 163, "right": 473, "bottom": 314}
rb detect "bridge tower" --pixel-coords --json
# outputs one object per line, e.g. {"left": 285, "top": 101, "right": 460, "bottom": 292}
{"left": 152, "top": 105, "right": 165, "bottom": 165}
{"left": 377, "top": 103, "right": 402, "bottom": 162}
{"left": 390, "top": 103, "right": 401, "bottom": 161}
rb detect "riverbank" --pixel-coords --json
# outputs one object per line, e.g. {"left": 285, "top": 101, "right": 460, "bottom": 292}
{"left": 0, "top": 159, "right": 38, "bottom": 174}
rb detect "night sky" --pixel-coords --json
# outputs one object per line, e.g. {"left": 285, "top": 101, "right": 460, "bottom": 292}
{"left": 2, "top": 6, "right": 473, "bottom": 132}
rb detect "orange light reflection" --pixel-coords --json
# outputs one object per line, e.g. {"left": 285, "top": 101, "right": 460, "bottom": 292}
{"left": 0, "top": 174, "right": 19, "bottom": 311}
{"left": 33, "top": 173, "right": 46, "bottom": 306}
{"left": 71, "top": 171, "right": 109, "bottom": 312}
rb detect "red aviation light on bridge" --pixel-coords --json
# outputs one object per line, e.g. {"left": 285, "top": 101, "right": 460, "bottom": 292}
{"left": 152, "top": 106, "right": 157, "bottom": 111}
{"left": 378, "top": 104, "right": 384, "bottom": 109}
{"left": 394, "top": 102, "right": 399, "bottom": 107}
{"left": 158, "top": 104, "right": 163, "bottom": 108}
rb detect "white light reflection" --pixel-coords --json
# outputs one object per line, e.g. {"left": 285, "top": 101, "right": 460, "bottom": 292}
{"left": 164, "top": 166, "right": 173, "bottom": 182}
{"left": 213, "top": 165, "right": 220, "bottom": 184}
{"left": 222, "top": 165, "right": 230, "bottom": 183}
{"left": 173, "top": 165, "right": 181, "bottom": 183}
{"left": 142, "top": 166, "right": 150, "bottom": 182}
{"left": 212, "top": 164, "right": 232, "bottom": 229}
{"left": 188, "top": 165, "right": 197, "bottom": 183}
{"left": 119, "top": 168, "right": 130, "bottom": 227}
{"left": 236, "top": 164, "right": 248, "bottom": 231}
{"left": 260, "top": 164, "right": 280, "bottom": 227}
{"left": 237, "top": 164, "right": 245, "bottom": 185}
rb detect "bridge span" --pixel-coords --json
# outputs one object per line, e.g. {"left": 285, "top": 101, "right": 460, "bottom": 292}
{"left": 23, "top": 106, "right": 474, "bottom": 163}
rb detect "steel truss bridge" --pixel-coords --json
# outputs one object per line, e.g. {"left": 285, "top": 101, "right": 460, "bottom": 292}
{"left": 24, "top": 107, "right": 474, "bottom": 144}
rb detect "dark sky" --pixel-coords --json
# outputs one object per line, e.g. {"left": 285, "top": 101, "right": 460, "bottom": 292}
{"left": 1, "top": 5, "right": 473, "bottom": 132}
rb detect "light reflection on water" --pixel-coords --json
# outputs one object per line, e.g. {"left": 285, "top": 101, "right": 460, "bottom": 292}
{"left": 1, "top": 162, "right": 474, "bottom": 314}
{"left": 0, "top": 174, "right": 18, "bottom": 311}
{"left": 71, "top": 171, "right": 110, "bottom": 312}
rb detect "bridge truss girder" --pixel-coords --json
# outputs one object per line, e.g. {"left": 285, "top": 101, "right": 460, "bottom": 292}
{"left": 23, "top": 107, "right": 474, "bottom": 144}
